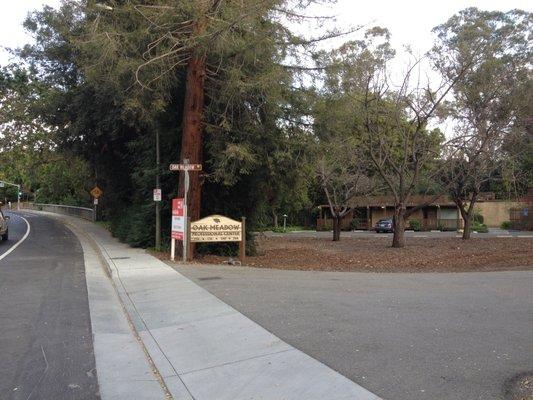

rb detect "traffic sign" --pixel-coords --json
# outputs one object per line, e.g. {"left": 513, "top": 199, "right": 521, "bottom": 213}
{"left": 90, "top": 186, "right": 103, "bottom": 199}
{"left": 0, "top": 182, "right": 4, "bottom": 188}
{"left": 153, "top": 188, "right": 162, "bottom": 202}
{"left": 169, "top": 164, "right": 202, "bottom": 171}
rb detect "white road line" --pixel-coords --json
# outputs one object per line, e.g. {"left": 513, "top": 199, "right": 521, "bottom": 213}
{"left": 0, "top": 215, "right": 31, "bottom": 262}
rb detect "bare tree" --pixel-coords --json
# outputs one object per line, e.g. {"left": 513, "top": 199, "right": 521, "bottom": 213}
{"left": 360, "top": 57, "right": 468, "bottom": 248}
{"left": 317, "top": 138, "right": 376, "bottom": 241}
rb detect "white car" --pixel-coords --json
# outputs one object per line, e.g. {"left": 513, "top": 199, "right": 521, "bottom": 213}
{"left": 0, "top": 209, "right": 9, "bottom": 241}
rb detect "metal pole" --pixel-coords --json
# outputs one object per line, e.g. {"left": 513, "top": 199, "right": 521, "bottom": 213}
{"left": 239, "top": 217, "right": 246, "bottom": 263}
{"left": 155, "top": 130, "right": 161, "bottom": 250}
{"left": 183, "top": 159, "right": 190, "bottom": 263}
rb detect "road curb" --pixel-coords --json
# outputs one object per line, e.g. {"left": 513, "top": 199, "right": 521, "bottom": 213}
{"left": 63, "top": 220, "right": 174, "bottom": 400}
{"left": 23, "top": 210, "right": 173, "bottom": 400}
{"left": 26, "top": 210, "right": 382, "bottom": 400}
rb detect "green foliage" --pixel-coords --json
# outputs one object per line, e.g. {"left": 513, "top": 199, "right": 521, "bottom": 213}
{"left": 472, "top": 222, "right": 488, "bottom": 233}
{"left": 110, "top": 203, "right": 154, "bottom": 248}
{"left": 408, "top": 219, "right": 421, "bottom": 231}
{"left": 473, "top": 213, "right": 484, "bottom": 224}
{"left": 500, "top": 221, "right": 511, "bottom": 230}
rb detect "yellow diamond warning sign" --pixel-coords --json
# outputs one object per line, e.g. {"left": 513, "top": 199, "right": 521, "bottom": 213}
{"left": 90, "top": 186, "right": 103, "bottom": 199}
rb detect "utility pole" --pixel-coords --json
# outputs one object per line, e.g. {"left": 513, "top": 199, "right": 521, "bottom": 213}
{"left": 155, "top": 130, "right": 161, "bottom": 250}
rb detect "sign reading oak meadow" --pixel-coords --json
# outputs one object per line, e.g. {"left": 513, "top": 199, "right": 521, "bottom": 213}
{"left": 190, "top": 215, "right": 242, "bottom": 243}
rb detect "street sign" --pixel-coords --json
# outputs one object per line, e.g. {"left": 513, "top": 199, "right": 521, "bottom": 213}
{"left": 90, "top": 186, "right": 103, "bottom": 199}
{"left": 190, "top": 215, "right": 242, "bottom": 243}
{"left": 0, "top": 182, "right": 4, "bottom": 188}
{"left": 169, "top": 163, "right": 202, "bottom": 171}
{"left": 94, "top": 198, "right": 99, "bottom": 205}
{"left": 171, "top": 198, "right": 185, "bottom": 240}
{"left": 153, "top": 188, "right": 162, "bottom": 202}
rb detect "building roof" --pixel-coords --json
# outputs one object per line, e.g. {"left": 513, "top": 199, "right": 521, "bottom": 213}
{"left": 347, "top": 194, "right": 456, "bottom": 208}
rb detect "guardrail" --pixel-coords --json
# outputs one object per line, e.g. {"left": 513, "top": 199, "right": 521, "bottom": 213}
{"left": 29, "top": 203, "right": 95, "bottom": 222}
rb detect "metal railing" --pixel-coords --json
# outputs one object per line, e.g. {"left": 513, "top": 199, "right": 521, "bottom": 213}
{"left": 29, "top": 203, "right": 95, "bottom": 221}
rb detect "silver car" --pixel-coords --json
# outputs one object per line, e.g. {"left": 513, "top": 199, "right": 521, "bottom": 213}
{"left": 0, "top": 209, "right": 10, "bottom": 241}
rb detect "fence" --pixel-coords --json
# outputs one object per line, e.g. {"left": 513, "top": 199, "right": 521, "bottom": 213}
{"left": 29, "top": 203, "right": 95, "bottom": 222}
{"left": 510, "top": 207, "right": 532, "bottom": 230}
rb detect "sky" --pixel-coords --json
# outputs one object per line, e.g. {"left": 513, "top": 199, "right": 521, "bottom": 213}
{"left": 1, "top": 0, "right": 531, "bottom": 65}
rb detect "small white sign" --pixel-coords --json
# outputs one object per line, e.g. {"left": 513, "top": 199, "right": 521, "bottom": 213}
{"left": 94, "top": 198, "right": 99, "bottom": 205}
{"left": 169, "top": 163, "right": 202, "bottom": 171}
{"left": 0, "top": 182, "right": 4, "bottom": 188}
{"left": 153, "top": 188, "right": 162, "bottom": 202}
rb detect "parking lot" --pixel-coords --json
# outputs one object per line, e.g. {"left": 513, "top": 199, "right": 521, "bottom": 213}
{"left": 174, "top": 263, "right": 533, "bottom": 400}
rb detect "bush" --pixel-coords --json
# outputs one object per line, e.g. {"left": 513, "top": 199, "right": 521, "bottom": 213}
{"left": 472, "top": 222, "right": 488, "bottom": 233}
{"left": 500, "top": 221, "right": 511, "bottom": 229}
{"left": 408, "top": 219, "right": 421, "bottom": 231}
{"left": 473, "top": 213, "right": 484, "bottom": 224}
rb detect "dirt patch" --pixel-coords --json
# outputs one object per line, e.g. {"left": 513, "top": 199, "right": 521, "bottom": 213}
{"left": 164, "top": 236, "right": 533, "bottom": 273}
{"left": 503, "top": 372, "right": 533, "bottom": 400}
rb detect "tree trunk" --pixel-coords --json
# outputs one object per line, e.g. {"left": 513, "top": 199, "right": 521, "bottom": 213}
{"left": 176, "top": 17, "right": 207, "bottom": 259}
{"left": 392, "top": 206, "right": 406, "bottom": 248}
{"left": 332, "top": 216, "right": 341, "bottom": 241}
{"left": 272, "top": 210, "right": 278, "bottom": 228}
{"left": 178, "top": 51, "right": 206, "bottom": 223}
{"left": 457, "top": 192, "right": 478, "bottom": 240}
{"left": 462, "top": 212, "right": 472, "bottom": 240}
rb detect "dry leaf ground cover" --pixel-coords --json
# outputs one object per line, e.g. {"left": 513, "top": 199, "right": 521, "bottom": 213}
{"left": 195, "top": 236, "right": 533, "bottom": 272}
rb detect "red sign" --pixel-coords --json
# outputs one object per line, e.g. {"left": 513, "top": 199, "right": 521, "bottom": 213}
{"left": 171, "top": 198, "right": 185, "bottom": 240}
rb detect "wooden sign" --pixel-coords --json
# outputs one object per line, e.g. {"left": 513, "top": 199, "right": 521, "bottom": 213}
{"left": 190, "top": 215, "right": 242, "bottom": 243}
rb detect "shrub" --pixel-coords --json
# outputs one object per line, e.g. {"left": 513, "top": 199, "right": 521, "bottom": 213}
{"left": 500, "top": 221, "right": 511, "bottom": 229}
{"left": 408, "top": 219, "right": 421, "bottom": 231}
{"left": 472, "top": 222, "right": 488, "bottom": 233}
{"left": 473, "top": 213, "right": 484, "bottom": 224}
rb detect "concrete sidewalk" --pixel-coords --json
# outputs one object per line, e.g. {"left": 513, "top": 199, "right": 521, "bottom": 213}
{"left": 36, "top": 212, "right": 381, "bottom": 400}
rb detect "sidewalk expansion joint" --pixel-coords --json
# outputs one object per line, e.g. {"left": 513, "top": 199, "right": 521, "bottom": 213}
{"left": 179, "top": 348, "right": 296, "bottom": 376}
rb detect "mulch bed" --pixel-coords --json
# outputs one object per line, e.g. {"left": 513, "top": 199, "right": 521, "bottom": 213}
{"left": 184, "top": 236, "right": 533, "bottom": 273}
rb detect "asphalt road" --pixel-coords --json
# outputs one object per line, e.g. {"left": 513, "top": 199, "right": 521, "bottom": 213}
{"left": 175, "top": 263, "right": 533, "bottom": 400}
{"left": 0, "top": 212, "right": 99, "bottom": 400}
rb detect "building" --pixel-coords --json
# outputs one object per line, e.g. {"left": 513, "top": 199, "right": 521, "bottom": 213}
{"left": 317, "top": 195, "right": 461, "bottom": 231}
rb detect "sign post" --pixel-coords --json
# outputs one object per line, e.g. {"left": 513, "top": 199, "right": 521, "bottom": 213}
{"left": 169, "top": 161, "right": 202, "bottom": 262}
{"left": 90, "top": 186, "right": 103, "bottom": 222}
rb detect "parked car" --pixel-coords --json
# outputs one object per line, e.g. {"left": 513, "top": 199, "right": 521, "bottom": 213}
{"left": 0, "top": 209, "right": 9, "bottom": 241}
{"left": 375, "top": 218, "right": 393, "bottom": 233}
